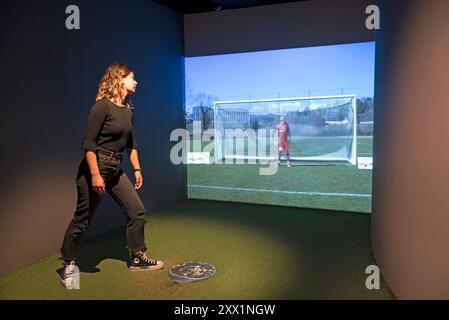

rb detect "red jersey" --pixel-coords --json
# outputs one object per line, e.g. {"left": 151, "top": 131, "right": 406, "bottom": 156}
{"left": 277, "top": 121, "right": 289, "bottom": 140}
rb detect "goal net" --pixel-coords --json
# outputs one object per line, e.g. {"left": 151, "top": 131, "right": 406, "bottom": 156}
{"left": 213, "top": 95, "right": 357, "bottom": 164}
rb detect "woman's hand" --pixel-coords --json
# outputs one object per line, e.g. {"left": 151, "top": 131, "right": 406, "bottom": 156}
{"left": 92, "top": 173, "right": 106, "bottom": 193}
{"left": 134, "top": 171, "right": 143, "bottom": 190}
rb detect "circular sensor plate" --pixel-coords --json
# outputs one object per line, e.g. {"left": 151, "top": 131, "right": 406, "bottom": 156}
{"left": 169, "top": 261, "right": 217, "bottom": 282}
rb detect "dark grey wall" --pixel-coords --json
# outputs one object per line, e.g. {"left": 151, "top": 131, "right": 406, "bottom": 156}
{"left": 184, "top": 0, "right": 375, "bottom": 56}
{"left": 0, "top": 0, "right": 186, "bottom": 276}
{"left": 372, "top": 0, "right": 449, "bottom": 299}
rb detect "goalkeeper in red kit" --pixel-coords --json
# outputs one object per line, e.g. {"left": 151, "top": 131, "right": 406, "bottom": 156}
{"left": 276, "top": 116, "right": 292, "bottom": 167}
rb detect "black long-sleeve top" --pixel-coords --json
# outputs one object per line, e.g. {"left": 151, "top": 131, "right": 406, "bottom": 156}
{"left": 80, "top": 98, "right": 138, "bottom": 153}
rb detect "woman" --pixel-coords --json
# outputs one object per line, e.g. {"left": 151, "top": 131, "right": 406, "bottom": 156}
{"left": 60, "top": 62, "right": 164, "bottom": 288}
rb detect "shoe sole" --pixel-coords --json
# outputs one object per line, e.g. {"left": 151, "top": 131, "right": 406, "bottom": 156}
{"left": 60, "top": 277, "right": 78, "bottom": 288}
{"left": 129, "top": 262, "right": 165, "bottom": 272}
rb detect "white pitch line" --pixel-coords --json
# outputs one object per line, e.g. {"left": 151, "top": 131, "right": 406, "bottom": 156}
{"left": 188, "top": 184, "right": 372, "bottom": 198}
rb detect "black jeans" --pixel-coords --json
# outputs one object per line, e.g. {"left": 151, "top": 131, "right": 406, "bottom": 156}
{"left": 61, "top": 149, "right": 147, "bottom": 262}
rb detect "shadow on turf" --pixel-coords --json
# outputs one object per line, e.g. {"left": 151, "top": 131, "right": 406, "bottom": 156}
{"left": 55, "top": 226, "right": 130, "bottom": 277}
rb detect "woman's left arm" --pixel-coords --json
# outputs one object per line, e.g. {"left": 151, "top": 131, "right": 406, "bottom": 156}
{"left": 128, "top": 148, "right": 143, "bottom": 190}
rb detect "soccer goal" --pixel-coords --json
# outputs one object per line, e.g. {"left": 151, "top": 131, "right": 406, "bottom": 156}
{"left": 213, "top": 95, "right": 357, "bottom": 164}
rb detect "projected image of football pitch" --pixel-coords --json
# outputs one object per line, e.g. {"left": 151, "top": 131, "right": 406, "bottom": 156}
{"left": 185, "top": 41, "right": 375, "bottom": 213}
{"left": 187, "top": 136, "right": 373, "bottom": 213}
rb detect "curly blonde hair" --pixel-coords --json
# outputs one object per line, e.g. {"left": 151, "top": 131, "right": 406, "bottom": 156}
{"left": 96, "top": 62, "right": 133, "bottom": 104}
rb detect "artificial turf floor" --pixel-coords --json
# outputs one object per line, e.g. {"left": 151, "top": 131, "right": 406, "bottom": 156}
{"left": 0, "top": 199, "right": 395, "bottom": 299}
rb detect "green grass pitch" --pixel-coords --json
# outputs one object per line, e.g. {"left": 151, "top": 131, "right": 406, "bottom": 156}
{"left": 188, "top": 136, "right": 373, "bottom": 213}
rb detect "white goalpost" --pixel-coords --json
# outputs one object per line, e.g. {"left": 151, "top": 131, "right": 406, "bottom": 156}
{"left": 213, "top": 94, "right": 357, "bottom": 164}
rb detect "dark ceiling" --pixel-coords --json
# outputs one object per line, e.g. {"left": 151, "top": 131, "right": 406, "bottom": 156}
{"left": 153, "top": 0, "right": 308, "bottom": 14}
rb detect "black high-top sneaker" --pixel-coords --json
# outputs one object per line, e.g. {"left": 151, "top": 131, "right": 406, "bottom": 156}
{"left": 60, "top": 260, "right": 79, "bottom": 288}
{"left": 129, "top": 252, "right": 164, "bottom": 271}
